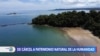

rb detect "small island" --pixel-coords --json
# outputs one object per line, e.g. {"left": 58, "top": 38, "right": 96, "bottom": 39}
{"left": 32, "top": 10, "right": 100, "bottom": 38}
{"left": 7, "top": 12, "right": 17, "bottom": 15}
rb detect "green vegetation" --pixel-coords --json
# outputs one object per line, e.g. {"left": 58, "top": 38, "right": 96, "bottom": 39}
{"left": 32, "top": 10, "right": 100, "bottom": 38}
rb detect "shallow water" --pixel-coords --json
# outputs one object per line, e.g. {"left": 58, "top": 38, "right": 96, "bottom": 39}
{"left": 0, "top": 10, "right": 81, "bottom": 56}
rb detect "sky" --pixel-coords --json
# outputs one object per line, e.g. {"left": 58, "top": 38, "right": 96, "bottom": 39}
{"left": 0, "top": 0, "right": 100, "bottom": 11}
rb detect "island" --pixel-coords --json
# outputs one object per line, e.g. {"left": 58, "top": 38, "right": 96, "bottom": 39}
{"left": 32, "top": 10, "right": 100, "bottom": 38}
{"left": 7, "top": 12, "right": 17, "bottom": 15}
{"left": 53, "top": 8, "right": 100, "bottom": 10}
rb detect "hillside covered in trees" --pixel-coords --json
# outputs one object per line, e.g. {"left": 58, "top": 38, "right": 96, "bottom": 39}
{"left": 32, "top": 10, "right": 100, "bottom": 38}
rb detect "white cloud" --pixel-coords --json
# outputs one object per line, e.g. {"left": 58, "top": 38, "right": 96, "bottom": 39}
{"left": 0, "top": 0, "right": 100, "bottom": 11}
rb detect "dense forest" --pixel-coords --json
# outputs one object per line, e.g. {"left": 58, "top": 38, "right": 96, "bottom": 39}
{"left": 32, "top": 10, "right": 100, "bottom": 38}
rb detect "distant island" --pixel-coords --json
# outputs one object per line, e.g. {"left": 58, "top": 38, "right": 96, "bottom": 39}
{"left": 32, "top": 10, "right": 100, "bottom": 38}
{"left": 7, "top": 12, "right": 17, "bottom": 15}
{"left": 53, "top": 8, "right": 100, "bottom": 10}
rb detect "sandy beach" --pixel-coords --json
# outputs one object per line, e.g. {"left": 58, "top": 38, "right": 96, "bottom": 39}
{"left": 61, "top": 27, "right": 100, "bottom": 56}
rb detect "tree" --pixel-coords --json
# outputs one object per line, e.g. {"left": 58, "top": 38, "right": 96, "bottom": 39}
{"left": 32, "top": 10, "right": 100, "bottom": 38}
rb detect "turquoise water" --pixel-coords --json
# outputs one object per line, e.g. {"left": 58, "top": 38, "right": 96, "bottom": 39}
{"left": 0, "top": 10, "right": 79, "bottom": 56}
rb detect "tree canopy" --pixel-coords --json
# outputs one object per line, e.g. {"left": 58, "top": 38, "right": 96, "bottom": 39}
{"left": 32, "top": 10, "right": 100, "bottom": 38}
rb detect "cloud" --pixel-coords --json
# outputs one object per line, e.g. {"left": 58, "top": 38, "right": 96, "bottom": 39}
{"left": 0, "top": 0, "right": 100, "bottom": 11}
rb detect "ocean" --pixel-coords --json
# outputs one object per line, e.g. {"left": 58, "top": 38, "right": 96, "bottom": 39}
{"left": 0, "top": 10, "right": 83, "bottom": 56}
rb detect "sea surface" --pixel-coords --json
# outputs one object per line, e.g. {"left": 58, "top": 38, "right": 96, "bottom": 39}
{"left": 0, "top": 10, "right": 84, "bottom": 56}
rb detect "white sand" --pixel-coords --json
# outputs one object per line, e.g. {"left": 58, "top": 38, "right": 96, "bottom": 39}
{"left": 61, "top": 27, "right": 100, "bottom": 56}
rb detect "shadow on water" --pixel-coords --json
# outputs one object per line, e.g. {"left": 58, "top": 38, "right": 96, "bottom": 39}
{"left": 31, "top": 25, "right": 60, "bottom": 32}
{"left": 32, "top": 25, "right": 79, "bottom": 46}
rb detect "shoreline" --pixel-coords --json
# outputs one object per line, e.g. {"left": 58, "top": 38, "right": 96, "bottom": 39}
{"left": 61, "top": 27, "right": 100, "bottom": 56}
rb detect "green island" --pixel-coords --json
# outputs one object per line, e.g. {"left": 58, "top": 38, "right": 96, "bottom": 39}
{"left": 32, "top": 10, "right": 100, "bottom": 38}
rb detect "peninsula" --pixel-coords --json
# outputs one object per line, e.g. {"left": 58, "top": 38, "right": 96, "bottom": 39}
{"left": 32, "top": 10, "right": 100, "bottom": 38}
{"left": 32, "top": 10, "right": 100, "bottom": 56}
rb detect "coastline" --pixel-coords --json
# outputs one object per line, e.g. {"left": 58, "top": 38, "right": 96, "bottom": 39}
{"left": 61, "top": 27, "right": 100, "bottom": 56}
{"left": 31, "top": 24, "right": 100, "bottom": 56}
